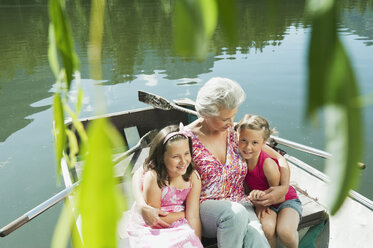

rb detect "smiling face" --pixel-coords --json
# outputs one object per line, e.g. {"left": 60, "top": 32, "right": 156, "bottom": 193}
{"left": 238, "top": 128, "right": 266, "bottom": 161}
{"left": 205, "top": 107, "right": 238, "bottom": 132}
{"left": 163, "top": 138, "right": 192, "bottom": 178}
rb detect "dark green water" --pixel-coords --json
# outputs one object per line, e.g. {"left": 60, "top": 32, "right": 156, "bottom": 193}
{"left": 0, "top": 0, "right": 372, "bottom": 247}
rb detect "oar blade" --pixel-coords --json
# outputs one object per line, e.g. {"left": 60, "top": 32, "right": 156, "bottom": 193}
{"left": 138, "top": 90, "right": 174, "bottom": 110}
{"left": 138, "top": 90, "right": 198, "bottom": 116}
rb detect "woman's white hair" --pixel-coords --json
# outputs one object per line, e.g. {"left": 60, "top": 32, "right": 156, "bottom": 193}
{"left": 196, "top": 77, "right": 246, "bottom": 117}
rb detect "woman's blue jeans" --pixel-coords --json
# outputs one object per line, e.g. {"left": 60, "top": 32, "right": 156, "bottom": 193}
{"left": 200, "top": 200, "right": 270, "bottom": 248}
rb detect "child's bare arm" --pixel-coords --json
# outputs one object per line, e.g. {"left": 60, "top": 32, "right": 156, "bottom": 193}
{"left": 143, "top": 170, "right": 162, "bottom": 208}
{"left": 143, "top": 171, "right": 183, "bottom": 225}
{"left": 133, "top": 167, "right": 169, "bottom": 228}
{"left": 186, "top": 171, "right": 202, "bottom": 239}
{"left": 254, "top": 145, "right": 288, "bottom": 206}
{"left": 263, "top": 158, "right": 281, "bottom": 187}
{"left": 160, "top": 212, "right": 186, "bottom": 224}
{"left": 248, "top": 158, "right": 280, "bottom": 203}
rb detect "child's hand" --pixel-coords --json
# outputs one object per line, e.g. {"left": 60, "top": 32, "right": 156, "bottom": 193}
{"left": 248, "top": 189, "right": 266, "bottom": 201}
{"left": 251, "top": 186, "right": 286, "bottom": 207}
{"left": 256, "top": 206, "right": 271, "bottom": 220}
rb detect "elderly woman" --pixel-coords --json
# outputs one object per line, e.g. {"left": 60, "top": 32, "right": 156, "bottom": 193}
{"left": 132, "top": 77, "right": 290, "bottom": 247}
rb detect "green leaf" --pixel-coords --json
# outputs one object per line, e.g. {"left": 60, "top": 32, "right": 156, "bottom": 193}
{"left": 76, "top": 85, "right": 84, "bottom": 115}
{"left": 216, "top": 0, "right": 238, "bottom": 43}
{"left": 160, "top": 0, "right": 172, "bottom": 15}
{"left": 323, "top": 41, "right": 362, "bottom": 215}
{"left": 88, "top": 0, "right": 105, "bottom": 81}
{"left": 306, "top": 2, "right": 338, "bottom": 118}
{"left": 48, "top": 24, "right": 60, "bottom": 79}
{"left": 51, "top": 200, "right": 74, "bottom": 248}
{"left": 200, "top": 0, "right": 218, "bottom": 37}
{"left": 71, "top": 218, "right": 84, "bottom": 248}
{"left": 78, "top": 118, "right": 125, "bottom": 248}
{"left": 173, "top": 0, "right": 218, "bottom": 60}
{"left": 307, "top": 1, "right": 362, "bottom": 214}
{"left": 307, "top": 0, "right": 335, "bottom": 15}
{"left": 49, "top": 0, "right": 79, "bottom": 89}
{"left": 106, "top": 121, "right": 126, "bottom": 150}
{"left": 53, "top": 93, "right": 66, "bottom": 176}
{"left": 65, "top": 129, "right": 79, "bottom": 168}
{"left": 355, "top": 92, "right": 373, "bottom": 108}
{"left": 64, "top": 104, "right": 88, "bottom": 144}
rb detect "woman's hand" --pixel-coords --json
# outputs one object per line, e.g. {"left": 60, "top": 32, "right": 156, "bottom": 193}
{"left": 140, "top": 205, "right": 170, "bottom": 229}
{"left": 251, "top": 186, "right": 287, "bottom": 207}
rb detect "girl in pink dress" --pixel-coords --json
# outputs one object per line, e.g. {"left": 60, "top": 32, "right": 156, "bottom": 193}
{"left": 127, "top": 124, "right": 203, "bottom": 248}
{"left": 237, "top": 114, "right": 302, "bottom": 248}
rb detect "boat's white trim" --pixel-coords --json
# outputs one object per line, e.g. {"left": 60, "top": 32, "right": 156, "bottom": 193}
{"left": 61, "top": 157, "right": 73, "bottom": 188}
{"left": 286, "top": 154, "right": 373, "bottom": 211}
{"left": 287, "top": 154, "right": 373, "bottom": 248}
{"left": 274, "top": 136, "right": 331, "bottom": 159}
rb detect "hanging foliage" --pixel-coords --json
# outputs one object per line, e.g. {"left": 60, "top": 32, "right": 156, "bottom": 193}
{"left": 306, "top": 0, "right": 362, "bottom": 214}
{"left": 78, "top": 118, "right": 125, "bottom": 248}
{"left": 49, "top": 0, "right": 79, "bottom": 89}
{"left": 173, "top": 0, "right": 218, "bottom": 60}
{"left": 49, "top": 0, "right": 125, "bottom": 247}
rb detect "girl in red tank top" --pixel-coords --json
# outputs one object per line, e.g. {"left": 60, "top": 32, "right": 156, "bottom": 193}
{"left": 237, "top": 114, "right": 302, "bottom": 248}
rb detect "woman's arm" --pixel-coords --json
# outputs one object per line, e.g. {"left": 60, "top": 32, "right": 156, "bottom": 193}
{"left": 132, "top": 167, "right": 169, "bottom": 228}
{"left": 160, "top": 212, "right": 186, "bottom": 225}
{"left": 143, "top": 171, "right": 186, "bottom": 225}
{"left": 185, "top": 171, "right": 202, "bottom": 239}
{"left": 250, "top": 158, "right": 280, "bottom": 217}
{"left": 254, "top": 145, "right": 289, "bottom": 206}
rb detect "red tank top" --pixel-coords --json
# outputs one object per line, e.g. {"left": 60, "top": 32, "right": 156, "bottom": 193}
{"left": 244, "top": 150, "right": 298, "bottom": 203}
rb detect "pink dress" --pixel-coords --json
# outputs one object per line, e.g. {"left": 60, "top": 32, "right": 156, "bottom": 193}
{"left": 127, "top": 183, "right": 203, "bottom": 248}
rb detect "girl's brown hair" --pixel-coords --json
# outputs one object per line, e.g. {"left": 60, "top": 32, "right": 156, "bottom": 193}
{"left": 237, "top": 114, "right": 276, "bottom": 140}
{"left": 143, "top": 125, "right": 195, "bottom": 188}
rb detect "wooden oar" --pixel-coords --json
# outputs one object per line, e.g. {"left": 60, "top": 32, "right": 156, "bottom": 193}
{"left": 113, "top": 129, "right": 157, "bottom": 164}
{"left": 138, "top": 90, "right": 198, "bottom": 116}
{"left": 0, "top": 129, "right": 157, "bottom": 237}
{"left": 138, "top": 90, "right": 366, "bottom": 169}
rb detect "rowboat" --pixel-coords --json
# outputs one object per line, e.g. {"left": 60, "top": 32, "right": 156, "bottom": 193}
{"left": 2, "top": 91, "right": 372, "bottom": 248}
{"left": 60, "top": 91, "right": 373, "bottom": 248}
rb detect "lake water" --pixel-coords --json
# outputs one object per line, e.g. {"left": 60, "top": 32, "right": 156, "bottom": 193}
{"left": 0, "top": 0, "right": 372, "bottom": 247}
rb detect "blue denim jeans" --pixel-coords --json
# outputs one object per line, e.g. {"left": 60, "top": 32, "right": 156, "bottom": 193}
{"left": 269, "top": 198, "right": 303, "bottom": 220}
{"left": 200, "top": 200, "right": 270, "bottom": 248}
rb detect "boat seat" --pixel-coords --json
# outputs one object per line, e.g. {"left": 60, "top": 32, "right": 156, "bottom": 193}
{"left": 296, "top": 190, "right": 327, "bottom": 230}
